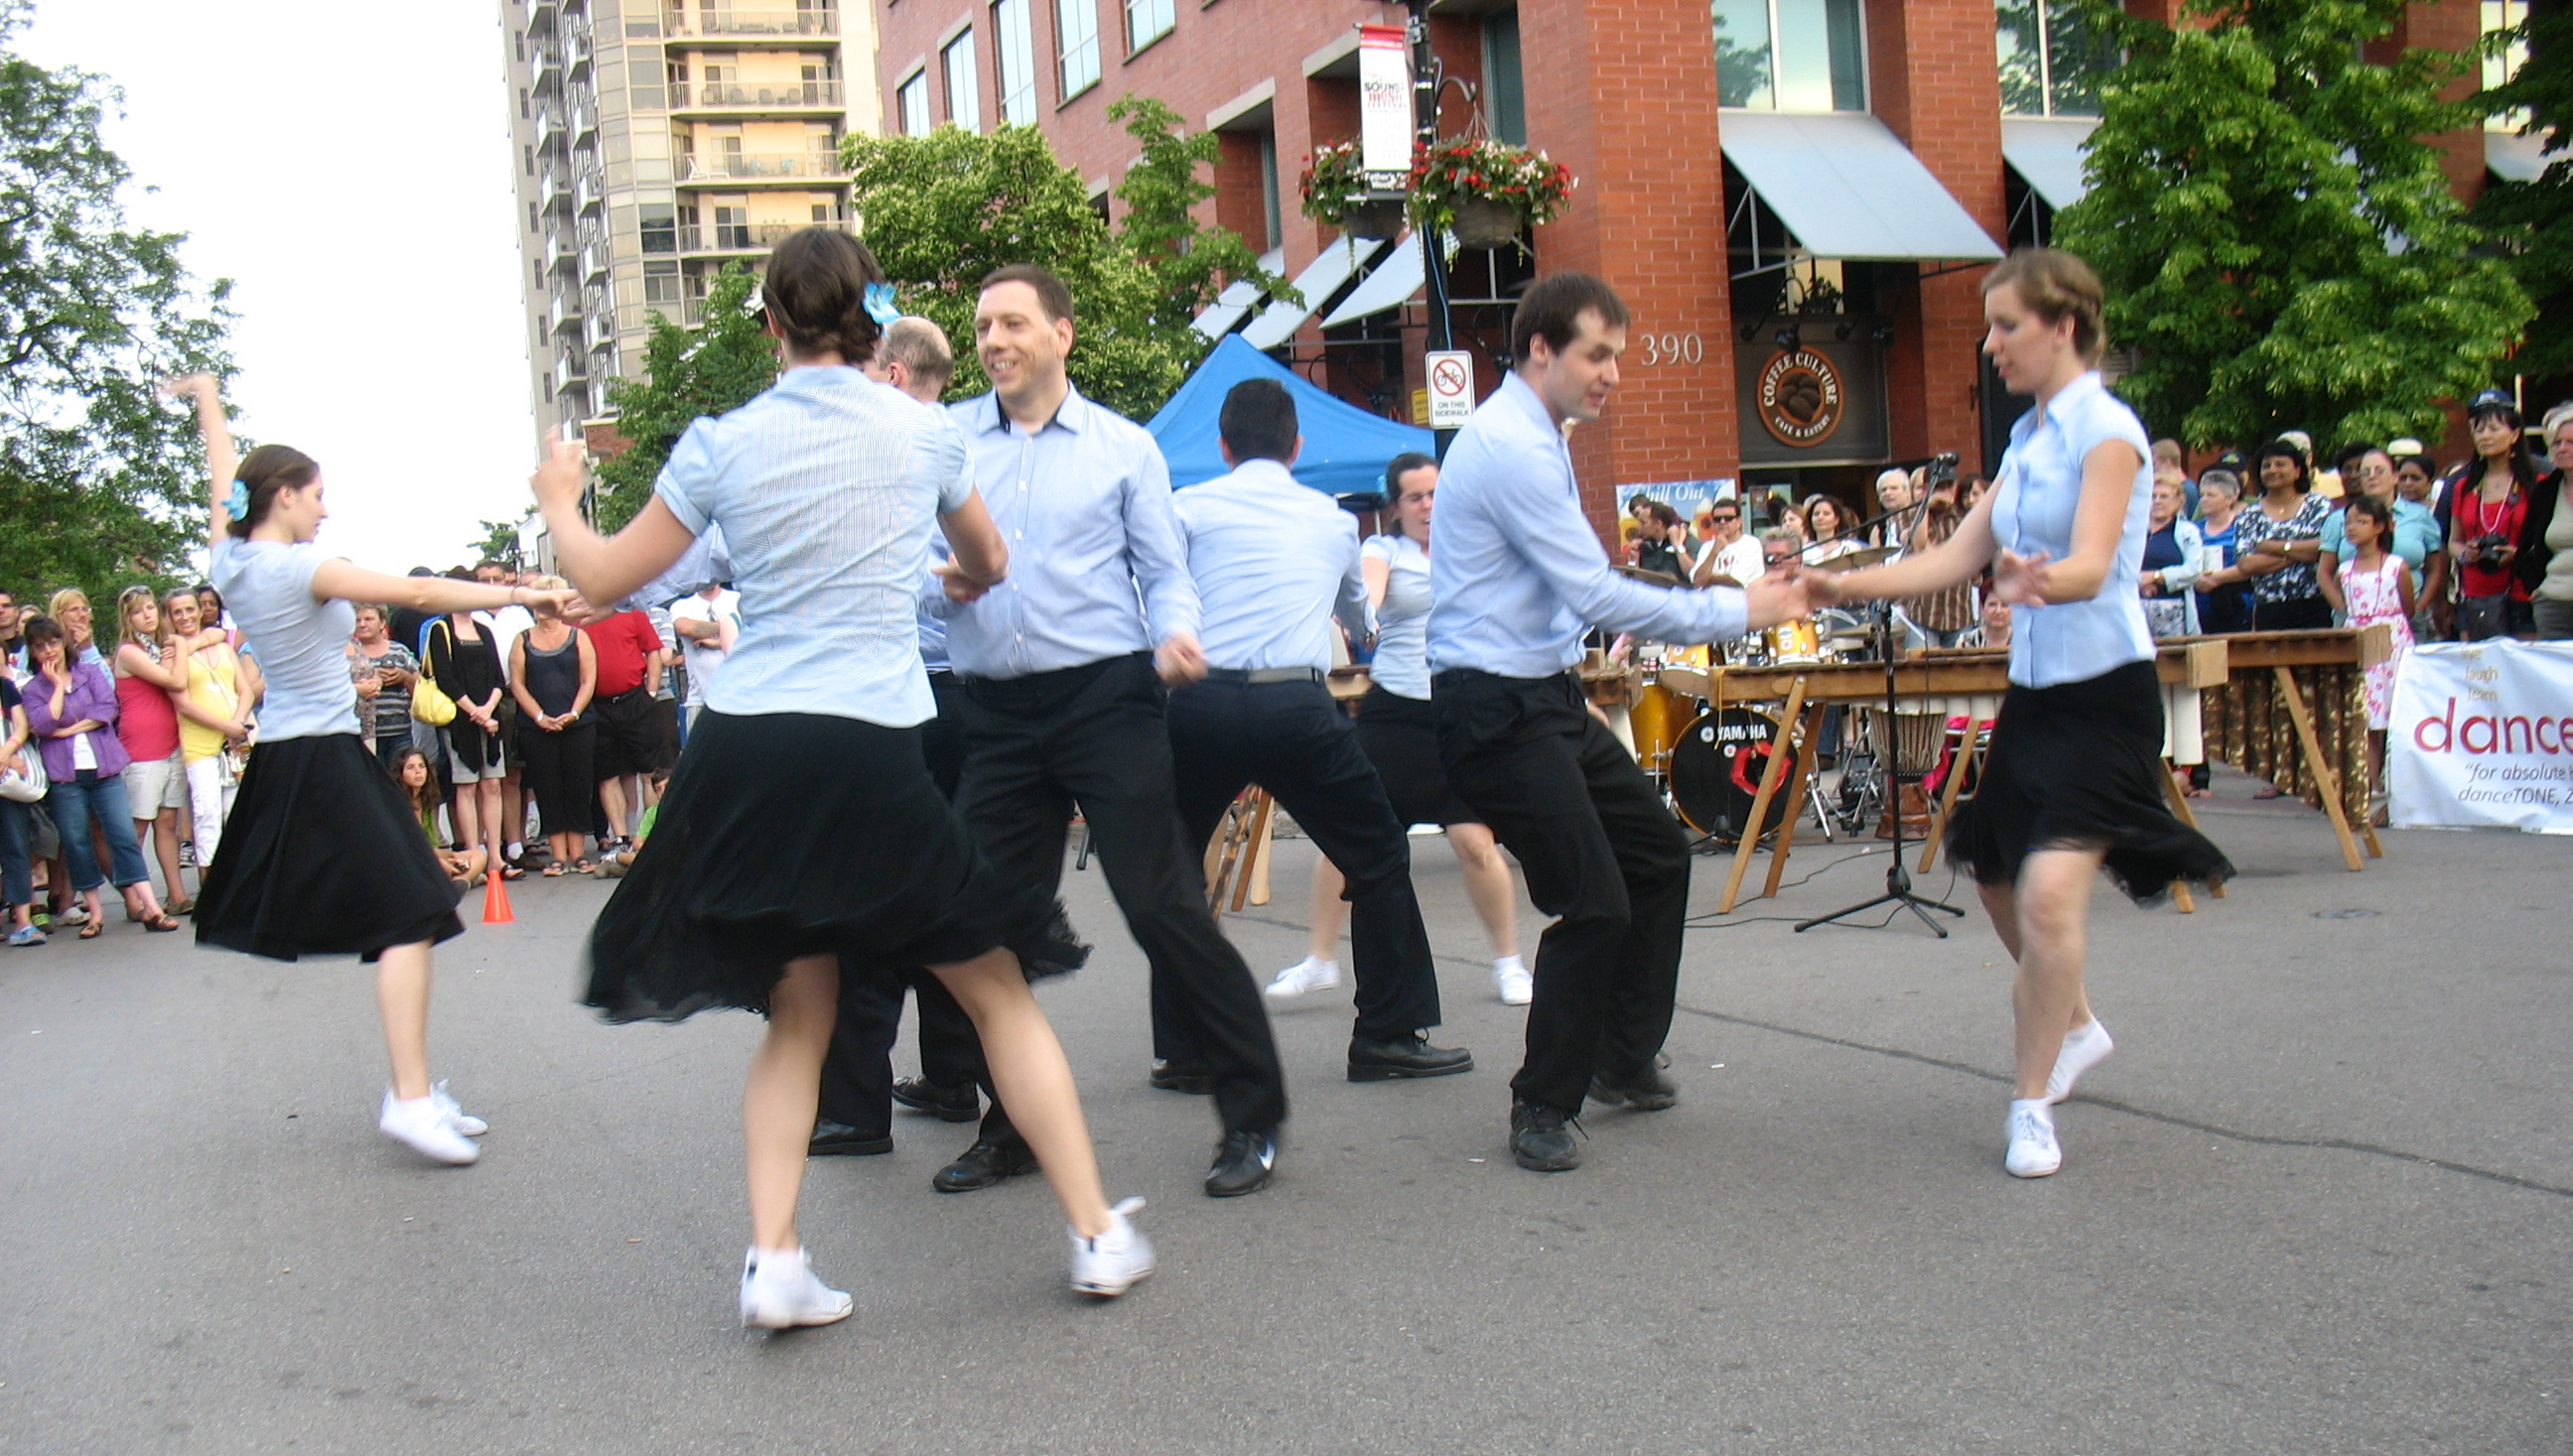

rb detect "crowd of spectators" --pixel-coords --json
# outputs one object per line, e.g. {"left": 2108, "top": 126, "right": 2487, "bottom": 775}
{"left": 0, "top": 558, "right": 702, "bottom": 948}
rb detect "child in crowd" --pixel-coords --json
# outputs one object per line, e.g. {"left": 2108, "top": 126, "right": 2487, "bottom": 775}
{"left": 2335, "top": 495, "right": 2413, "bottom": 824}
{"left": 394, "top": 746, "right": 486, "bottom": 888}
{"left": 595, "top": 767, "right": 665, "bottom": 878}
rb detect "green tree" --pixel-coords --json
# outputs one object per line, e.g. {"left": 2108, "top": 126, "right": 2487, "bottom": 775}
{"left": 472, "top": 514, "right": 534, "bottom": 571}
{"left": 0, "top": 2, "right": 234, "bottom": 596}
{"left": 844, "top": 105, "right": 1287, "bottom": 418}
{"left": 2054, "top": 0, "right": 2532, "bottom": 450}
{"left": 2474, "top": 0, "right": 2573, "bottom": 382}
{"left": 594, "top": 266, "right": 776, "bottom": 531}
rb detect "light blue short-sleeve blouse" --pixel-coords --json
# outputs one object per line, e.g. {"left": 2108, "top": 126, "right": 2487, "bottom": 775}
{"left": 1987, "top": 371, "right": 2156, "bottom": 689}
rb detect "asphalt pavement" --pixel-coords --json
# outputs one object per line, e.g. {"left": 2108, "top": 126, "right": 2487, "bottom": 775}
{"left": 1, "top": 770, "right": 2566, "bottom": 1455}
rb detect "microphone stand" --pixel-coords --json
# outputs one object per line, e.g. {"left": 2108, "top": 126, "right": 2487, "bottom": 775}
{"left": 1790, "top": 504, "right": 1965, "bottom": 938}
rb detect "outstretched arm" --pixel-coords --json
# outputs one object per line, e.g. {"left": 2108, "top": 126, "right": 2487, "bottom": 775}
{"left": 532, "top": 438, "right": 697, "bottom": 607}
{"left": 162, "top": 374, "right": 238, "bottom": 551}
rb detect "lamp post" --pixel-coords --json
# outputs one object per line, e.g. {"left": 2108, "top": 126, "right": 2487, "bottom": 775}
{"left": 1400, "top": 0, "right": 1459, "bottom": 459}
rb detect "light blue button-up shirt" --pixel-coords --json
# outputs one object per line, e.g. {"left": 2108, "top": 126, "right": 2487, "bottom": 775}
{"left": 1171, "top": 458, "right": 1370, "bottom": 672}
{"left": 653, "top": 365, "right": 972, "bottom": 726}
{"left": 932, "top": 385, "right": 1201, "bottom": 681}
{"left": 1426, "top": 372, "right": 1748, "bottom": 677}
{"left": 1987, "top": 369, "right": 2155, "bottom": 689}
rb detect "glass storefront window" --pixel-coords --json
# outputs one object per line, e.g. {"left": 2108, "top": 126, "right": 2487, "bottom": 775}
{"left": 1996, "top": 0, "right": 2115, "bottom": 117}
{"left": 1713, "top": 0, "right": 1866, "bottom": 112}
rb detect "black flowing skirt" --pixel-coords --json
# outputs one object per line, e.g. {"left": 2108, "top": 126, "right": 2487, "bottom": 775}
{"left": 193, "top": 733, "right": 465, "bottom": 962}
{"left": 583, "top": 710, "right": 1086, "bottom": 1024}
{"left": 1353, "top": 686, "right": 1481, "bottom": 829}
{"left": 1946, "top": 660, "right": 2234, "bottom": 904}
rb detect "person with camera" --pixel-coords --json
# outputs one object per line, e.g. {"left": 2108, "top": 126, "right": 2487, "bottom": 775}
{"left": 2450, "top": 389, "right": 2542, "bottom": 641}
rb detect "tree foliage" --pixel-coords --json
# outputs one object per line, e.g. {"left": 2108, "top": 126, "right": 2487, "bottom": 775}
{"left": 2053, "top": 0, "right": 2532, "bottom": 450}
{"left": 472, "top": 514, "right": 534, "bottom": 571}
{"left": 844, "top": 100, "right": 1288, "bottom": 419}
{"left": 594, "top": 266, "right": 776, "bottom": 531}
{"left": 0, "top": 3, "right": 234, "bottom": 597}
{"left": 2473, "top": 0, "right": 2573, "bottom": 382}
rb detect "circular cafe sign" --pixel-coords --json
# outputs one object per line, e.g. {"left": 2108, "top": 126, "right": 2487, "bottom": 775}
{"left": 1756, "top": 348, "right": 1845, "bottom": 448}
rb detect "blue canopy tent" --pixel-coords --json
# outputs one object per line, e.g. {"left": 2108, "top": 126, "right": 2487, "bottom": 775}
{"left": 1147, "top": 334, "right": 1434, "bottom": 499}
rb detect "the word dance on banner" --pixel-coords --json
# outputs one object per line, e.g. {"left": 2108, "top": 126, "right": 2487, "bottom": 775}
{"left": 2388, "top": 642, "right": 2573, "bottom": 835}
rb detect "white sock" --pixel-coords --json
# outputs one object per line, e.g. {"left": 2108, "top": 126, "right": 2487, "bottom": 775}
{"left": 1495, "top": 955, "right": 1525, "bottom": 975}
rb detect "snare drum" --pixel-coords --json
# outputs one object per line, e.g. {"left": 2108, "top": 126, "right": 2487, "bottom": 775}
{"left": 1630, "top": 679, "right": 1686, "bottom": 775}
{"left": 1765, "top": 618, "right": 1822, "bottom": 664}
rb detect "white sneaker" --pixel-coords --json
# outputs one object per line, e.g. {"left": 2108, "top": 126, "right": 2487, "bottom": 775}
{"left": 431, "top": 1080, "right": 487, "bottom": 1137}
{"left": 739, "top": 1246, "right": 855, "bottom": 1330}
{"left": 1493, "top": 956, "right": 1533, "bottom": 1006}
{"left": 1069, "top": 1197, "right": 1155, "bottom": 1297}
{"left": 1265, "top": 956, "right": 1340, "bottom": 1000}
{"left": 2046, "top": 1018, "right": 2113, "bottom": 1106}
{"left": 2004, "top": 1099, "right": 2061, "bottom": 1178}
{"left": 379, "top": 1089, "right": 480, "bottom": 1165}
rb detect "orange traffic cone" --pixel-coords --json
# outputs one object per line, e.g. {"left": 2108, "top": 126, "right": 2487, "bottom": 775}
{"left": 481, "top": 868, "right": 515, "bottom": 925}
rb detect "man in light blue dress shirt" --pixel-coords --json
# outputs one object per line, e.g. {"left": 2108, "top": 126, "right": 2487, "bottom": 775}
{"left": 920, "top": 266, "right": 1289, "bottom": 1200}
{"left": 1162, "top": 379, "right": 1470, "bottom": 1086}
{"left": 1427, "top": 273, "right": 1811, "bottom": 1173}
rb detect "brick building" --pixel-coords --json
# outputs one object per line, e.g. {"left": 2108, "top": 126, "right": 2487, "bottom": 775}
{"left": 868, "top": 0, "right": 2507, "bottom": 532}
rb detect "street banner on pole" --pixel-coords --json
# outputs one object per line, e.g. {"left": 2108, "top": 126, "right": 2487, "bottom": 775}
{"left": 1359, "top": 25, "right": 1412, "bottom": 182}
{"left": 2388, "top": 641, "right": 2573, "bottom": 834}
{"left": 1424, "top": 349, "right": 1474, "bottom": 429}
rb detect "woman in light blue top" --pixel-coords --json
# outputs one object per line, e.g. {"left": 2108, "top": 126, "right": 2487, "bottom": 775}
{"left": 1812, "top": 249, "right": 2231, "bottom": 1183}
{"left": 164, "top": 373, "right": 574, "bottom": 1170}
{"left": 530, "top": 228, "right": 1149, "bottom": 1328}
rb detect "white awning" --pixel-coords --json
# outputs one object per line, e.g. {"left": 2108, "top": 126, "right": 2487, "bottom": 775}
{"left": 1240, "top": 237, "right": 1390, "bottom": 350}
{"left": 2000, "top": 116, "right": 2099, "bottom": 212}
{"left": 2488, "top": 129, "right": 2564, "bottom": 184}
{"left": 1190, "top": 247, "right": 1285, "bottom": 340}
{"left": 1718, "top": 112, "right": 2003, "bottom": 262}
{"left": 1316, "top": 230, "right": 1458, "bottom": 329}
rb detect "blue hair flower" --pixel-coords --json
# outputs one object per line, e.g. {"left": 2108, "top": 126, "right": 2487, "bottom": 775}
{"left": 863, "top": 281, "right": 900, "bottom": 327}
{"left": 224, "top": 478, "right": 250, "bottom": 518}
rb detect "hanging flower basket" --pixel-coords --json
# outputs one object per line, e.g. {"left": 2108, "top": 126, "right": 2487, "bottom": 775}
{"left": 1406, "top": 138, "right": 1572, "bottom": 242}
{"left": 1297, "top": 141, "right": 1372, "bottom": 225}
{"left": 1342, "top": 198, "right": 1407, "bottom": 240}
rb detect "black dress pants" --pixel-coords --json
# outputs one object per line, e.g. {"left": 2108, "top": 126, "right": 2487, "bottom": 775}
{"left": 817, "top": 672, "right": 983, "bottom": 1134}
{"left": 1163, "top": 677, "right": 1441, "bottom": 1047}
{"left": 943, "top": 653, "right": 1287, "bottom": 1145}
{"left": 1433, "top": 668, "right": 1692, "bottom": 1114}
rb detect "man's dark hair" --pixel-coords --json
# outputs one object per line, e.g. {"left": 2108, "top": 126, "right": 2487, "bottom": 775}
{"left": 2333, "top": 442, "right": 2374, "bottom": 476}
{"left": 475, "top": 558, "right": 508, "bottom": 576}
{"left": 1218, "top": 378, "right": 1298, "bottom": 464}
{"left": 1511, "top": 271, "right": 1629, "bottom": 362}
{"left": 980, "top": 263, "right": 1074, "bottom": 326}
{"left": 1383, "top": 451, "right": 1435, "bottom": 501}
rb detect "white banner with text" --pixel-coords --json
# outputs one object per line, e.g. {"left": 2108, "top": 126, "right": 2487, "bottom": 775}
{"left": 2389, "top": 641, "right": 2573, "bottom": 835}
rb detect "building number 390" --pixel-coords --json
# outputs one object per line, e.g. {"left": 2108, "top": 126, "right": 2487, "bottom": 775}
{"left": 1636, "top": 331, "right": 1704, "bottom": 366}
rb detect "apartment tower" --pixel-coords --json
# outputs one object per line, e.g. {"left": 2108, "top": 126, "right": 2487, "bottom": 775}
{"left": 500, "top": 0, "right": 880, "bottom": 452}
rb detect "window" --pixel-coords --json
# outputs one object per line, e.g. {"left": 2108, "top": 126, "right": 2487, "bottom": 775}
{"left": 1124, "top": 0, "right": 1173, "bottom": 54}
{"left": 529, "top": 201, "right": 541, "bottom": 232}
{"left": 1711, "top": 0, "right": 1866, "bottom": 112}
{"left": 524, "top": 144, "right": 536, "bottom": 177}
{"left": 2485, "top": 0, "right": 2529, "bottom": 130}
{"left": 643, "top": 260, "right": 683, "bottom": 307}
{"left": 515, "top": 32, "right": 526, "bottom": 62}
{"left": 639, "top": 202, "right": 677, "bottom": 253}
{"left": 897, "top": 70, "right": 932, "bottom": 135}
{"left": 1057, "top": 0, "right": 1100, "bottom": 97}
{"left": 1995, "top": 0, "right": 2114, "bottom": 117}
{"left": 1481, "top": 12, "right": 1526, "bottom": 145}
{"left": 534, "top": 259, "right": 547, "bottom": 290}
{"left": 994, "top": 0, "right": 1036, "bottom": 125}
{"left": 519, "top": 86, "right": 531, "bottom": 118}
{"left": 944, "top": 31, "right": 982, "bottom": 133}
{"left": 1257, "top": 131, "right": 1282, "bottom": 251}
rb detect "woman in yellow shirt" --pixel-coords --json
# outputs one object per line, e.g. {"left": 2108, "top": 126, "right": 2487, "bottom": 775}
{"left": 167, "top": 590, "right": 258, "bottom": 868}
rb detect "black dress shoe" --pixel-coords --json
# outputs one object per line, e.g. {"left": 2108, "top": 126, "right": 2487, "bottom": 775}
{"left": 1347, "top": 1032, "right": 1474, "bottom": 1082}
{"left": 1204, "top": 1127, "right": 1278, "bottom": 1198}
{"left": 807, "top": 1120, "right": 893, "bottom": 1156}
{"left": 890, "top": 1076, "right": 982, "bottom": 1123}
{"left": 1149, "top": 1060, "right": 1213, "bottom": 1095}
{"left": 1510, "top": 1099, "right": 1581, "bottom": 1172}
{"left": 1587, "top": 1064, "right": 1680, "bottom": 1112}
{"left": 931, "top": 1138, "right": 1039, "bottom": 1193}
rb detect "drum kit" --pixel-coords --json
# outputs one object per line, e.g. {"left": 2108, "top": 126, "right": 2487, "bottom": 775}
{"left": 1609, "top": 545, "right": 1896, "bottom": 849}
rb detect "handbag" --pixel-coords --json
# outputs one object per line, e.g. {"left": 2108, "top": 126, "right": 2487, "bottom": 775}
{"left": 0, "top": 742, "right": 45, "bottom": 804}
{"left": 412, "top": 620, "right": 459, "bottom": 726}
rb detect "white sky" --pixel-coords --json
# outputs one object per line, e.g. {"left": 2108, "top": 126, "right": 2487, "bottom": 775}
{"left": 21, "top": 1, "right": 537, "bottom": 574}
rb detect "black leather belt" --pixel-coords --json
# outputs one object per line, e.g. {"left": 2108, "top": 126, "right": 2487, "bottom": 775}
{"left": 1199, "top": 666, "right": 1325, "bottom": 686}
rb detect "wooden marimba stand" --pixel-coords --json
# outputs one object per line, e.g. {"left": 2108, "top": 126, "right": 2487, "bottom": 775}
{"left": 1199, "top": 668, "right": 1376, "bottom": 918}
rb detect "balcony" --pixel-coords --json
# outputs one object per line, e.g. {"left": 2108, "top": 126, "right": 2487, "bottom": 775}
{"left": 574, "top": 166, "right": 606, "bottom": 212}
{"left": 564, "top": 20, "right": 592, "bottom": 73}
{"left": 660, "top": 8, "right": 840, "bottom": 40}
{"left": 678, "top": 151, "right": 843, "bottom": 184}
{"left": 675, "top": 217, "right": 845, "bottom": 253}
{"left": 548, "top": 291, "right": 576, "bottom": 332}
{"left": 555, "top": 352, "right": 588, "bottom": 395}
{"left": 532, "top": 102, "right": 566, "bottom": 151}
{"left": 529, "top": 0, "right": 558, "bottom": 23}
{"left": 667, "top": 78, "right": 843, "bottom": 112}
{"left": 570, "top": 99, "right": 598, "bottom": 143}
{"left": 581, "top": 240, "right": 609, "bottom": 280}
{"left": 538, "top": 165, "right": 570, "bottom": 210}
{"left": 545, "top": 226, "right": 576, "bottom": 273}
{"left": 531, "top": 44, "right": 561, "bottom": 89}
{"left": 586, "top": 312, "right": 616, "bottom": 350}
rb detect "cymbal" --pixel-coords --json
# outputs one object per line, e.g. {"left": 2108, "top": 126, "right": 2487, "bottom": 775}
{"left": 1811, "top": 545, "right": 1895, "bottom": 572}
{"left": 1614, "top": 564, "right": 1684, "bottom": 588}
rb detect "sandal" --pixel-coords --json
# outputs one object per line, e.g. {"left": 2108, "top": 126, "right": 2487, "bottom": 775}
{"left": 571, "top": 859, "right": 597, "bottom": 874}
{"left": 164, "top": 896, "right": 197, "bottom": 915}
{"left": 77, "top": 920, "right": 103, "bottom": 940}
{"left": 143, "top": 914, "right": 181, "bottom": 933}
{"left": 541, "top": 863, "right": 565, "bottom": 878}
{"left": 2252, "top": 786, "right": 2287, "bottom": 800}
{"left": 499, "top": 864, "right": 527, "bottom": 881}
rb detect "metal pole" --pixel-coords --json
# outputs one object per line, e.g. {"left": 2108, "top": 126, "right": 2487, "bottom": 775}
{"left": 1407, "top": 0, "right": 1458, "bottom": 460}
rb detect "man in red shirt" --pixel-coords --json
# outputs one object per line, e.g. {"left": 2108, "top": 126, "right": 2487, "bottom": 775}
{"left": 583, "top": 607, "right": 671, "bottom": 848}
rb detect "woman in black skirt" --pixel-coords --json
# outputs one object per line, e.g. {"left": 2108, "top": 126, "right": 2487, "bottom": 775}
{"left": 1810, "top": 249, "right": 2231, "bottom": 1181}
{"left": 528, "top": 228, "right": 1151, "bottom": 1329}
{"left": 162, "top": 373, "right": 575, "bottom": 1166}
